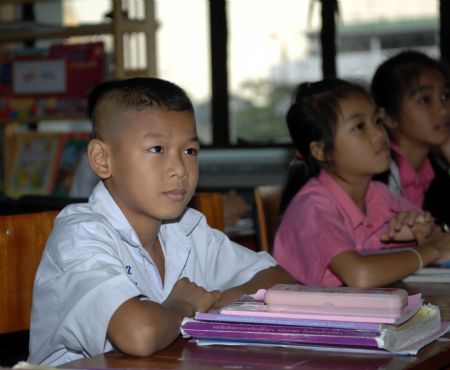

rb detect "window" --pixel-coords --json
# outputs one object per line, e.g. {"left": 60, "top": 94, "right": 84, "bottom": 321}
{"left": 227, "top": 0, "right": 321, "bottom": 145}
{"left": 36, "top": 0, "right": 445, "bottom": 147}
{"left": 337, "top": 0, "right": 439, "bottom": 85}
{"left": 155, "top": 0, "right": 212, "bottom": 144}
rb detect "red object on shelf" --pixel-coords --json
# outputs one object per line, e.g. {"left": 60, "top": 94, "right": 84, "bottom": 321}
{"left": 49, "top": 41, "right": 105, "bottom": 98}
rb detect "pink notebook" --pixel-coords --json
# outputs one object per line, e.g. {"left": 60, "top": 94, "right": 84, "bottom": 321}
{"left": 221, "top": 285, "right": 422, "bottom": 325}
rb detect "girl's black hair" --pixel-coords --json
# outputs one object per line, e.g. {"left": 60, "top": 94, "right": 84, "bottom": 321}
{"left": 370, "top": 50, "right": 449, "bottom": 121}
{"left": 286, "top": 78, "right": 370, "bottom": 177}
{"left": 278, "top": 79, "right": 371, "bottom": 221}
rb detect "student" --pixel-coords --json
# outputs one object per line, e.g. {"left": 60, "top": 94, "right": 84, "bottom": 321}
{"left": 273, "top": 79, "right": 450, "bottom": 288}
{"left": 69, "top": 83, "right": 250, "bottom": 227}
{"left": 370, "top": 50, "right": 450, "bottom": 228}
{"left": 28, "top": 77, "right": 294, "bottom": 366}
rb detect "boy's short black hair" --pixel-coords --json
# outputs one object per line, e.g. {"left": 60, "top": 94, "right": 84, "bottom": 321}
{"left": 89, "top": 77, "right": 194, "bottom": 139}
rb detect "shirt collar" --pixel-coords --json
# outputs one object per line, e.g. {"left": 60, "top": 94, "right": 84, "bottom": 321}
{"left": 318, "top": 170, "right": 403, "bottom": 230}
{"left": 391, "top": 142, "right": 435, "bottom": 188}
{"left": 318, "top": 171, "right": 366, "bottom": 228}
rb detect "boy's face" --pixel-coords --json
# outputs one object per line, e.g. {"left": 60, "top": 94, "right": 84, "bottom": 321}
{"left": 104, "top": 107, "right": 199, "bottom": 226}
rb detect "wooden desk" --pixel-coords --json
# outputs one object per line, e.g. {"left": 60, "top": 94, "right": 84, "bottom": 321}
{"left": 62, "top": 282, "right": 450, "bottom": 370}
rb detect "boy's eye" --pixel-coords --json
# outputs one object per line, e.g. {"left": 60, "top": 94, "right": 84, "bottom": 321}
{"left": 149, "top": 146, "right": 164, "bottom": 153}
{"left": 185, "top": 148, "right": 199, "bottom": 156}
{"left": 441, "top": 90, "right": 450, "bottom": 101}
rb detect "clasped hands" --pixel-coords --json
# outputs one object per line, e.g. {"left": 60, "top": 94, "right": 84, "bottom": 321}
{"left": 380, "top": 210, "right": 450, "bottom": 264}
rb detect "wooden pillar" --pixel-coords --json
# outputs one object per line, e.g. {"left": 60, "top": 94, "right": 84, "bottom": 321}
{"left": 440, "top": 0, "right": 450, "bottom": 64}
{"left": 320, "top": 0, "right": 337, "bottom": 78}
{"left": 23, "top": 3, "right": 35, "bottom": 48}
{"left": 209, "top": 0, "right": 230, "bottom": 146}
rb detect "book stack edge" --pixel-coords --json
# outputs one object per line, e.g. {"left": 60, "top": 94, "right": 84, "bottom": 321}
{"left": 180, "top": 285, "right": 449, "bottom": 355}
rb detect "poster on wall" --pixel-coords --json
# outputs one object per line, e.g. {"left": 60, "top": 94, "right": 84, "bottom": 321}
{"left": 6, "top": 133, "right": 60, "bottom": 198}
{"left": 12, "top": 59, "right": 66, "bottom": 95}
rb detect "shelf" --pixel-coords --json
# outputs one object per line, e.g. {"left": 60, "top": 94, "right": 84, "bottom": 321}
{"left": 0, "top": 23, "right": 114, "bottom": 43}
{"left": 0, "top": 0, "right": 157, "bottom": 77}
{"left": 0, "top": 0, "right": 60, "bottom": 4}
{"left": 0, "top": 115, "right": 88, "bottom": 125}
{"left": 0, "top": 0, "right": 158, "bottom": 197}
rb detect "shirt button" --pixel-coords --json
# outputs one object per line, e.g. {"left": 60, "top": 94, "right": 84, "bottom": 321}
{"left": 415, "top": 179, "right": 421, "bottom": 185}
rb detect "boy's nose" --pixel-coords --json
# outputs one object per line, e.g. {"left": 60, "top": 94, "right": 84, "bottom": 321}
{"left": 169, "top": 156, "right": 189, "bottom": 179}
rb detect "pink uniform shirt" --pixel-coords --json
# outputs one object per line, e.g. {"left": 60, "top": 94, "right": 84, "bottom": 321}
{"left": 391, "top": 142, "right": 435, "bottom": 208}
{"left": 273, "top": 170, "right": 419, "bottom": 286}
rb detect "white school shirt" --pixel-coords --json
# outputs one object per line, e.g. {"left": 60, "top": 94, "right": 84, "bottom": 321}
{"left": 28, "top": 182, "right": 276, "bottom": 366}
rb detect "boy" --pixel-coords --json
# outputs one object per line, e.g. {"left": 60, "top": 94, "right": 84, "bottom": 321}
{"left": 28, "top": 77, "right": 294, "bottom": 366}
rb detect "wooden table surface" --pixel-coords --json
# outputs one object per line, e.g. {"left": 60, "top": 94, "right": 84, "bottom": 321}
{"left": 63, "top": 281, "right": 450, "bottom": 370}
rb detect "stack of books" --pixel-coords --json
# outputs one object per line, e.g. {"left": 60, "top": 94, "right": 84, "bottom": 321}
{"left": 181, "top": 284, "right": 449, "bottom": 355}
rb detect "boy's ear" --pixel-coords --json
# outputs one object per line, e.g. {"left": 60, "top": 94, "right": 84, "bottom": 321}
{"left": 309, "top": 141, "right": 325, "bottom": 162}
{"left": 87, "top": 139, "right": 112, "bottom": 179}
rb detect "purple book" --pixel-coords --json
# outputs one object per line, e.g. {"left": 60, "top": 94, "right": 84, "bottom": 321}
{"left": 181, "top": 319, "right": 380, "bottom": 348}
{"left": 195, "top": 310, "right": 384, "bottom": 331}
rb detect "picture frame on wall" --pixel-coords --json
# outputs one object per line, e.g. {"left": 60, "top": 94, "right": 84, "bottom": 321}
{"left": 12, "top": 58, "right": 66, "bottom": 95}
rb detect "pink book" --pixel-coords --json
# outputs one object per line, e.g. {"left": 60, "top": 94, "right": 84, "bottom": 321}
{"left": 221, "top": 285, "right": 422, "bottom": 325}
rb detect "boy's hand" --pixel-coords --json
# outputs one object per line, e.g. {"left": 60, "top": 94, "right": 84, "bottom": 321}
{"left": 163, "top": 278, "right": 222, "bottom": 317}
{"left": 212, "top": 266, "right": 295, "bottom": 309}
{"left": 108, "top": 278, "right": 220, "bottom": 356}
{"left": 380, "top": 210, "right": 433, "bottom": 242}
{"left": 211, "top": 287, "right": 247, "bottom": 309}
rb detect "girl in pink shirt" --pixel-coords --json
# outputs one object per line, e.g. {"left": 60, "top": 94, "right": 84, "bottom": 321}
{"left": 273, "top": 79, "right": 450, "bottom": 287}
{"left": 371, "top": 50, "right": 450, "bottom": 227}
